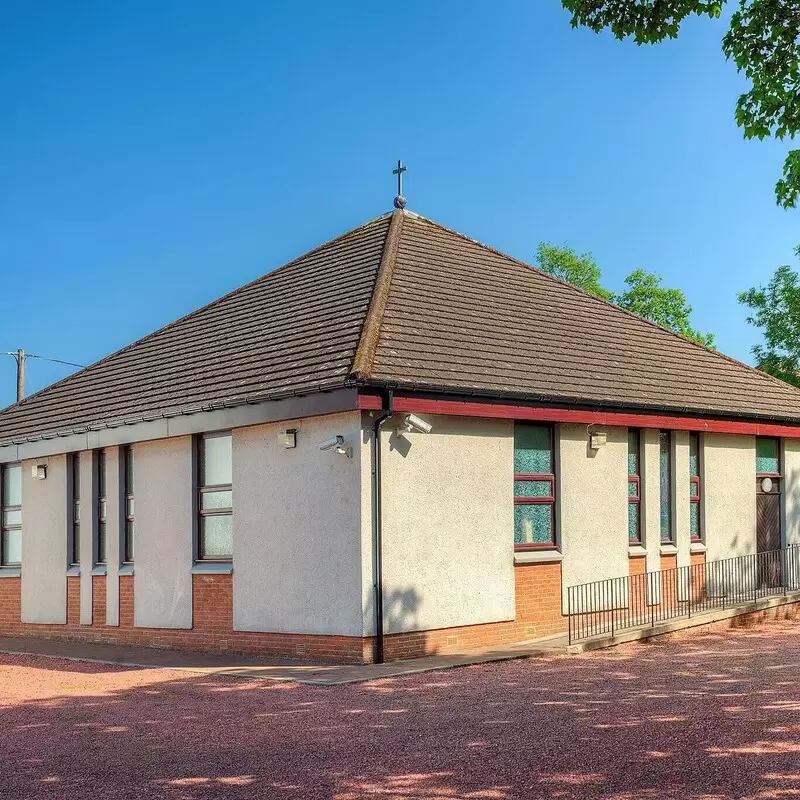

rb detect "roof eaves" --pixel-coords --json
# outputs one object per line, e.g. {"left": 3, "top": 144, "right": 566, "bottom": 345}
{"left": 349, "top": 209, "right": 405, "bottom": 381}
{"left": 0, "top": 380, "right": 349, "bottom": 448}
{"left": 356, "top": 377, "right": 800, "bottom": 426}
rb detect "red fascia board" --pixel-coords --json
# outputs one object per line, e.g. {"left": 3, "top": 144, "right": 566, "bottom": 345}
{"left": 357, "top": 392, "right": 800, "bottom": 438}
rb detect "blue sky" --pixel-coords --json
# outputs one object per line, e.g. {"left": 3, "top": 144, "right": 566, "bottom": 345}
{"left": 1, "top": 1, "right": 797, "bottom": 407}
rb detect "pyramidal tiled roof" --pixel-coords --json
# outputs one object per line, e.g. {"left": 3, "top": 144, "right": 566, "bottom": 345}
{"left": 2, "top": 208, "right": 800, "bottom": 445}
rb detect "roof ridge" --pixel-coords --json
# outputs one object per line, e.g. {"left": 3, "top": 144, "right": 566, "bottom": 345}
{"left": 401, "top": 212, "right": 800, "bottom": 398}
{"left": 349, "top": 209, "right": 405, "bottom": 380}
{"left": 0, "top": 211, "right": 394, "bottom": 416}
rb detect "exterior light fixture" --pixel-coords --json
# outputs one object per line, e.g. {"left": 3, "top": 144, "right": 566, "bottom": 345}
{"left": 31, "top": 464, "right": 47, "bottom": 480}
{"left": 589, "top": 431, "right": 607, "bottom": 450}
{"left": 278, "top": 428, "right": 297, "bottom": 449}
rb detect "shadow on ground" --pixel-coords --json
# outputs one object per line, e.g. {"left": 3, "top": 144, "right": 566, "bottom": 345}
{"left": 3, "top": 623, "right": 800, "bottom": 799}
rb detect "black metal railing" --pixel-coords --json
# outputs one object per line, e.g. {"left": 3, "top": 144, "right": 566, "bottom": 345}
{"left": 566, "top": 545, "right": 800, "bottom": 644}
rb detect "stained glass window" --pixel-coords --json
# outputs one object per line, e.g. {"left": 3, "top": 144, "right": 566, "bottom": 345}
{"left": 689, "top": 433, "right": 701, "bottom": 542}
{"left": 513, "top": 424, "right": 555, "bottom": 548}
{"left": 756, "top": 437, "right": 780, "bottom": 475}
{"left": 514, "top": 504, "right": 553, "bottom": 546}
{"left": 690, "top": 503, "right": 700, "bottom": 538}
{"left": 628, "top": 430, "right": 641, "bottom": 544}
{"left": 659, "top": 431, "right": 673, "bottom": 544}
{"left": 514, "top": 425, "right": 553, "bottom": 474}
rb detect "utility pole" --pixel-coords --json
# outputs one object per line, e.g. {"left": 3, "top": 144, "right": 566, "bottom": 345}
{"left": 3, "top": 350, "right": 84, "bottom": 404}
{"left": 15, "top": 349, "right": 24, "bottom": 403}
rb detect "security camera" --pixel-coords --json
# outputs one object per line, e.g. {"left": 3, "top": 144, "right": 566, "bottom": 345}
{"left": 319, "top": 435, "right": 345, "bottom": 451}
{"left": 403, "top": 414, "right": 433, "bottom": 434}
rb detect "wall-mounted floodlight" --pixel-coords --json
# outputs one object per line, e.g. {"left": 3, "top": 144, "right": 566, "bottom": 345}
{"left": 403, "top": 413, "right": 433, "bottom": 434}
{"left": 589, "top": 431, "right": 608, "bottom": 450}
{"left": 31, "top": 464, "right": 47, "bottom": 480}
{"left": 278, "top": 428, "right": 297, "bottom": 449}
{"left": 319, "top": 435, "right": 352, "bottom": 458}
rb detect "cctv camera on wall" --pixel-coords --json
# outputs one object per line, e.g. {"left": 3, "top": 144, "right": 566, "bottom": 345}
{"left": 403, "top": 414, "right": 433, "bottom": 434}
{"left": 318, "top": 435, "right": 352, "bottom": 458}
{"left": 319, "top": 435, "right": 345, "bottom": 451}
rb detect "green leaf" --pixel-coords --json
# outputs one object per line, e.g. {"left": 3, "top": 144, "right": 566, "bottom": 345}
{"left": 562, "top": 0, "right": 800, "bottom": 208}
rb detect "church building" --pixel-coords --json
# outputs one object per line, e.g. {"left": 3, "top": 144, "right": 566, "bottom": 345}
{"left": 1, "top": 205, "right": 800, "bottom": 663}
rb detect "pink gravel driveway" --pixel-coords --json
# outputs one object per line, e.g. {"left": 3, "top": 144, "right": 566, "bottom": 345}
{"left": 2, "top": 623, "right": 800, "bottom": 799}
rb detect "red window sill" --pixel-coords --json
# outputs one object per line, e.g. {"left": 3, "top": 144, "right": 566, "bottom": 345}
{"left": 514, "top": 543, "right": 558, "bottom": 552}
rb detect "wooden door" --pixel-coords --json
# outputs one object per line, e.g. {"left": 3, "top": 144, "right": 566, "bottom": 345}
{"left": 757, "top": 476, "right": 781, "bottom": 587}
{"left": 757, "top": 492, "right": 781, "bottom": 552}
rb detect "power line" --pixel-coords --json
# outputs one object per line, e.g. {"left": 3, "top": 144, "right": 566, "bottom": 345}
{"left": 26, "top": 354, "right": 86, "bottom": 369}
{"left": 3, "top": 349, "right": 85, "bottom": 403}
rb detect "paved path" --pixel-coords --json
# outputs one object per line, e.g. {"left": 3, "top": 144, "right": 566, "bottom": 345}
{"left": 0, "top": 634, "right": 568, "bottom": 684}
{"left": 3, "top": 622, "right": 800, "bottom": 799}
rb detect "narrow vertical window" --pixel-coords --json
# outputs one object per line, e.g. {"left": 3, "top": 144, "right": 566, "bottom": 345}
{"left": 628, "top": 430, "right": 641, "bottom": 545}
{"left": 96, "top": 451, "right": 107, "bottom": 565}
{"left": 756, "top": 437, "right": 780, "bottom": 476}
{"left": 69, "top": 453, "right": 81, "bottom": 566}
{"left": 659, "top": 431, "right": 673, "bottom": 544}
{"left": 756, "top": 437, "right": 782, "bottom": 554}
{"left": 513, "top": 424, "right": 556, "bottom": 549}
{"left": 197, "top": 433, "right": 233, "bottom": 561}
{"left": 689, "top": 433, "right": 702, "bottom": 542}
{"left": 123, "top": 446, "right": 134, "bottom": 563}
{"left": 0, "top": 464, "right": 22, "bottom": 567}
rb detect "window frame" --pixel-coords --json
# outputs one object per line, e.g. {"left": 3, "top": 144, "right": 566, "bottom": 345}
{"left": 689, "top": 432, "right": 702, "bottom": 543}
{"left": 659, "top": 430, "right": 674, "bottom": 545}
{"left": 0, "top": 463, "right": 22, "bottom": 568}
{"left": 69, "top": 453, "right": 81, "bottom": 567}
{"left": 628, "top": 429, "right": 642, "bottom": 546}
{"left": 95, "top": 450, "right": 107, "bottom": 565}
{"left": 755, "top": 436, "right": 782, "bottom": 498}
{"left": 513, "top": 423, "right": 557, "bottom": 551}
{"left": 196, "top": 432, "right": 233, "bottom": 562}
{"left": 122, "top": 446, "right": 134, "bottom": 564}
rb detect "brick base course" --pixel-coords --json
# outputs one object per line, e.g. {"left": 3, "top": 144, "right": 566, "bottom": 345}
{"left": 0, "top": 561, "right": 568, "bottom": 664}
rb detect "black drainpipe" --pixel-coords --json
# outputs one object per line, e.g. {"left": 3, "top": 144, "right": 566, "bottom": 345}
{"left": 371, "top": 389, "right": 393, "bottom": 664}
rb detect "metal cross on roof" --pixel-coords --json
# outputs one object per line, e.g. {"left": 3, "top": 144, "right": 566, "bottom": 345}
{"left": 392, "top": 160, "right": 407, "bottom": 209}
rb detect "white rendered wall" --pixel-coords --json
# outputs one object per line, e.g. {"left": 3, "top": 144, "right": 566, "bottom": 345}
{"left": 79, "top": 452, "right": 95, "bottom": 624}
{"left": 378, "top": 415, "right": 514, "bottom": 635}
{"left": 104, "top": 447, "right": 121, "bottom": 626}
{"left": 640, "top": 429, "right": 662, "bottom": 574}
{"left": 560, "top": 424, "right": 629, "bottom": 603}
{"left": 232, "top": 412, "right": 364, "bottom": 636}
{"left": 784, "top": 439, "right": 800, "bottom": 547}
{"left": 134, "top": 436, "right": 193, "bottom": 629}
{"left": 703, "top": 434, "right": 756, "bottom": 561}
{"left": 673, "top": 431, "right": 691, "bottom": 570}
{"left": 20, "top": 455, "right": 68, "bottom": 624}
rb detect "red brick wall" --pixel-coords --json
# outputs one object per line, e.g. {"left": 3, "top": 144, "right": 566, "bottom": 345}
{"left": 383, "top": 560, "right": 566, "bottom": 660}
{"left": 661, "top": 553, "right": 678, "bottom": 572}
{"left": 91, "top": 575, "right": 106, "bottom": 626}
{"left": 629, "top": 556, "right": 647, "bottom": 576}
{"left": 0, "top": 574, "right": 368, "bottom": 664}
{"left": 0, "top": 560, "right": 569, "bottom": 664}
{"left": 67, "top": 576, "right": 80, "bottom": 626}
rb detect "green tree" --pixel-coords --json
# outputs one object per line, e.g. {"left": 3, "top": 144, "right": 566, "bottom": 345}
{"left": 561, "top": 0, "right": 800, "bottom": 209}
{"left": 616, "top": 268, "right": 716, "bottom": 347}
{"left": 535, "top": 242, "right": 614, "bottom": 300}
{"left": 739, "top": 251, "right": 800, "bottom": 386}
